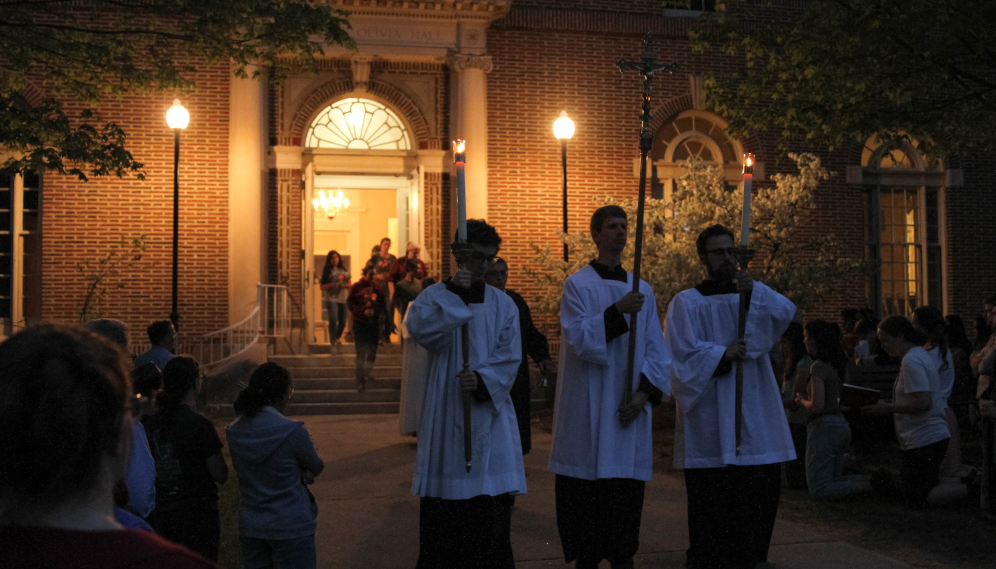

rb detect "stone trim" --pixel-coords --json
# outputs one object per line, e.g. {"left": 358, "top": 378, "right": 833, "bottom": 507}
{"left": 493, "top": 7, "right": 689, "bottom": 37}
{"left": 651, "top": 93, "right": 694, "bottom": 133}
{"left": 448, "top": 54, "right": 494, "bottom": 73}
{"left": 321, "top": 0, "right": 512, "bottom": 21}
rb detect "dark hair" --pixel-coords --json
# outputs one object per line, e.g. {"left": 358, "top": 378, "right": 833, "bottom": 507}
{"left": 491, "top": 257, "right": 508, "bottom": 270}
{"left": 322, "top": 250, "right": 345, "bottom": 283}
{"left": 233, "top": 362, "right": 292, "bottom": 418}
{"left": 973, "top": 315, "right": 993, "bottom": 351}
{"left": 454, "top": 219, "right": 502, "bottom": 251}
{"left": 156, "top": 356, "right": 199, "bottom": 426}
{"left": 131, "top": 362, "right": 163, "bottom": 399}
{"left": 422, "top": 277, "right": 436, "bottom": 288}
{"left": 380, "top": 237, "right": 391, "bottom": 245}
{"left": 362, "top": 260, "right": 376, "bottom": 279}
{"left": 912, "top": 306, "right": 948, "bottom": 370}
{"left": 840, "top": 309, "right": 859, "bottom": 323}
{"left": 589, "top": 205, "right": 627, "bottom": 234}
{"left": 781, "top": 322, "right": 807, "bottom": 384}
{"left": 0, "top": 325, "right": 129, "bottom": 509}
{"left": 855, "top": 317, "right": 878, "bottom": 336}
{"left": 878, "top": 315, "right": 928, "bottom": 346}
{"left": 405, "top": 258, "right": 419, "bottom": 275}
{"left": 85, "top": 318, "right": 130, "bottom": 351}
{"left": 985, "top": 293, "right": 996, "bottom": 307}
{"left": 146, "top": 320, "right": 174, "bottom": 345}
{"left": 695, "top": 224, "right": 735, "bottom": 256}
{"left": 805, "top": 319, "right": 850, "bottom": 378}
{"left": 945, "top": 315, "right": 973, "bottom": 354}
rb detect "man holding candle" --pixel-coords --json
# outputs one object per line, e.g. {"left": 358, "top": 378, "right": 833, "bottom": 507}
{"left": 406, "top": 219, "right": 525, "bottom": 569}
{"left": 548, "top": 205, "right": 672, "bottom": 569}
{"left": 665, "top": 224, "right": 797, "bottom": 569}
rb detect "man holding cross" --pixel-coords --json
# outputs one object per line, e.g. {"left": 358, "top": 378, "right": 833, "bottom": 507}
{"left": 549, "top": 205, "right": 672, "bottom": 569}
{"left": 405, "top": 219, "right": 525, "bottom": 569}
{"left": 665, "top": 224, "right": 797, "bottom": 569}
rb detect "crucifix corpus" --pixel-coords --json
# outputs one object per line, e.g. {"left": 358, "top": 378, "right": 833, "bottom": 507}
{"left": 735, "top": 153, "right": 756, "bottom": 456}
{"left": 451, "top": 139, "right": 474, "bottom": 472}
{"left": 616, "top": 34, "right": 679, "bottom": 417}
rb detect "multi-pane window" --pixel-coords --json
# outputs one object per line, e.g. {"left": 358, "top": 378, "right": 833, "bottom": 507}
{"left": 305, "top": 98, "right": 411, "bottom": 150}
{"left": 925, "top": 191, "right": 942, "bottom": 309}
{"left": 0, "top": 172, "right": 43, "bottom": 333}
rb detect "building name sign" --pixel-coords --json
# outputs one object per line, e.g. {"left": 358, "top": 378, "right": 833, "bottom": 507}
{"left": 350, "top": 20, "right": 456, "bottom": 48}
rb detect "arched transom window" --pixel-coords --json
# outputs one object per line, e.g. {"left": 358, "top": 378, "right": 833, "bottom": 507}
{"left": 306, "top": 98, "right": 411, "bottom": 150}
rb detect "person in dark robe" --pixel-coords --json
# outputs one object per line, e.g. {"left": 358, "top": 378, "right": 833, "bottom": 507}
{"left": 484, "top": 257, "right": 554, "bottom": 455}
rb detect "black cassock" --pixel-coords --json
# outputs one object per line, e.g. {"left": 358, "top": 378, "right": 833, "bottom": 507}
{"left": 504, "top": 289, "right": 551, "bottom": 455}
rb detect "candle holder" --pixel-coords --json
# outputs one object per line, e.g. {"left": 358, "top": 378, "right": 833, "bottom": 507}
{"left": 734, "top": 247, "right": 755, "bottom": 273}
{"left": 451, "top": 241, "right": 473, "bottom": 267}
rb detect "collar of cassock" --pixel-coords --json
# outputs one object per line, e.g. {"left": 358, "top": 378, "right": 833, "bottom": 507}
{"left": 445, "top": 278, "right": 486, "bottom": 304}
{"left": 588, "top": 260, "right": 627, "bottom": 283}
{"left": 695, "top": 278, "right": 738, "bottom": 296}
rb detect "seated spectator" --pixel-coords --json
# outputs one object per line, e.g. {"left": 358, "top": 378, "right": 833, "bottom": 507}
{"left": 227, "top": 363, "right": 324, "bottom": 569}
{"left": 795, "top": 320, "right": 872, "bottom": 500}
{"left": 85, "top": 318, "right": 157, "bottom": 522}
{"left": 864, "top": 316, "right": 966, "bottom": 508}
{"left": 0, "top": 325, "right": 215, "bottom": 568}
{"left": 135, "top": 320, "right": 176, "bottom": 372}
{"left": 145, "top": 356, "right": 229, "bottom": 562}
{"left": 780, "top": 321, "right": 811, "bottom": 491}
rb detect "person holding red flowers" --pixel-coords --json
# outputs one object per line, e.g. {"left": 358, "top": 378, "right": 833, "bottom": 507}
{"left": 348, "top": 263, "right": 388, "bottom": 392}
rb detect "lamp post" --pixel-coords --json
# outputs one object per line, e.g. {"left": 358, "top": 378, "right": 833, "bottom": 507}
{"left": 166, "top": 99, "right": 189, "bottom": 331}
{"left": 553, "top": 111, "right": 575, "bottom": 263}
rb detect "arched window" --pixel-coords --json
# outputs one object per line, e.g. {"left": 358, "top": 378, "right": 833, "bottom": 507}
{"left": 651, "top": 111, "right": 744, "bottom": 199}
{"left": 860, "top": 135, "right": 945, "bottom": 315}
{"left": 306, "top": 98, "right": 412, "bottom": 150}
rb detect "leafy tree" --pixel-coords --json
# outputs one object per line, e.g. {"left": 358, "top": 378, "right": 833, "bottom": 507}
{"left": 689, "top": 0, "right": 996, "bottom": 158}
{"left": 1, "top": 0, "right": 354, "bottom": 181}
{"left": 526, "top": 154, "right": 863, "bottom": 323}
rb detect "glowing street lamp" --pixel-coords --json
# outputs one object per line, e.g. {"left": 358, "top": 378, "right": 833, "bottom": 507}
{"left": 553, "top": 111, "right": 575, "bottom": 262}
{"left": 166, "top": 99, "right": 188, "bottom": 330}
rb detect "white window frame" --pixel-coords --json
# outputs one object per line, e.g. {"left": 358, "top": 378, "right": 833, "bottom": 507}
{"left": 0, "top": 172, "right": 43, "bottom": 336}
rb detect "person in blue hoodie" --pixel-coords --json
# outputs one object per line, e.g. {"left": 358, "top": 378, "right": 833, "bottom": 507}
{"left": 226, "top": 363, "right": 325, "bottom": 569}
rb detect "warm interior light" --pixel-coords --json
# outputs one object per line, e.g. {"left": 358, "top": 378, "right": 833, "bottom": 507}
{"left": 553, "top": 110, "right": 575, "bottom": 140}
{"left": 166, "top": 99, "right": 189, "bottom": 130}
{"left": 312, "top": 198, "right": 320, "bottom": 211}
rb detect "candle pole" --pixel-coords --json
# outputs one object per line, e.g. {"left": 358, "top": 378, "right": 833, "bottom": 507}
{"left": 616, "top": 34, "right": 680, "bottom": 418}
{"left": 452, "top": 140, "right": 473, "bottom": 472}
{"left": 734, "top": 153, "right": 756, "bottom": 456}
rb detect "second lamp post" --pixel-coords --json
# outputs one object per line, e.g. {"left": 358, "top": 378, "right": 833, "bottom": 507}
{"left": 166, "top": 99, "right": 189, "bottom": 331}
{"left": 553, "top": 110, "right": 575, "bottom": 262}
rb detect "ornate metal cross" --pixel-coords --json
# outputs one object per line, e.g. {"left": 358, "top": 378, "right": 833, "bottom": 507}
{"left": 615, "top": 34, "right": 679, "bottom": 416}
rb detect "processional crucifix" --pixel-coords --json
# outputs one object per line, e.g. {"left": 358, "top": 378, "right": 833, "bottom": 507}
{"left": 616, "top": 34, "right": 679, "bottom": 420}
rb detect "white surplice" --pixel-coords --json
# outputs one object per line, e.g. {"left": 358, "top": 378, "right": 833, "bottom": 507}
{"left": 548, "top": 266, "right": 672, "bottom": 481}
{"left": 666, "top": 281, "right": 797, "bottom": 469}
{"left": 407, "top": 282, "right": 526, "bottom": 500}
{"left": 399, "top": 310, "right": 431, "bottom": 436}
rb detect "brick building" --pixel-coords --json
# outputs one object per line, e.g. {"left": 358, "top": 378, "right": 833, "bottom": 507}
{"left": 4, "top": 0, "right": 993, "bottom": 344}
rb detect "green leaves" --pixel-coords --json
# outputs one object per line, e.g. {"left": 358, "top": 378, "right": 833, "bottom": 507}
{"left": 0, "top": 0, "right": 355, "bottom": 181}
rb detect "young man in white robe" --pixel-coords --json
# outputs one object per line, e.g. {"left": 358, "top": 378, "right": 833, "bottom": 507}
{"left": 549, "top": 205, "right": 672, "bottom": 569}
{"left": 665, "top": 224, "right": 797, "bottom": 569}
{"left": 406, "top": 219, "right": 525, "bottom": 569}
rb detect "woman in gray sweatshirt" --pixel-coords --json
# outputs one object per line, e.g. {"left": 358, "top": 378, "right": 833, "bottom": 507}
{"left": 227, "top": 363, "right": 324, "bottom": 569}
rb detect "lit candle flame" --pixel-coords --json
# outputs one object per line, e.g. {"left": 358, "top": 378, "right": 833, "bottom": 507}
{"left": 456, "top": 140, "right": 466, "bottom": 153}
{"left": 745, "top": 156, "right": 752, "bottom": 167}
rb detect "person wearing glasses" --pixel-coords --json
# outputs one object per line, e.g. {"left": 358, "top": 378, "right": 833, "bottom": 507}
{"left": 665, "top": 224, "right": 797, "bottom": 569}
{"left": 144, "top": 356, "right": 229, "bottom": 562}
{"left": 406, "top": 219, "right": 524, "bottom": 569}
{"left": 548, "top": 205, "right": 672, "bottom": 569}
{"left": 227, "top": 362, "right": 324, "bottom": 569}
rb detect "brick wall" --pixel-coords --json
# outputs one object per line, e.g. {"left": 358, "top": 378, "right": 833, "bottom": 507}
{"left": 40, "top": 63, "right": 231, "bottom": 338}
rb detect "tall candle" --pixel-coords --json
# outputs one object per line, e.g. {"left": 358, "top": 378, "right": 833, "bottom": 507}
{"left": 741, "top": 154, "right": 755, "bottom": 248}
{"left": 454, "top": 140, "right": 467, "bottom": 240}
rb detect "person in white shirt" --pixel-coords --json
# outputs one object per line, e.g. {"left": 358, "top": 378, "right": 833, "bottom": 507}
{"left": 406, "top": 219, "right": 524, "bottom": 569}
{"left": 665, "top": 224, "right": 796, "bottom": 569}
{"left": 864, "top": 315, "right": 964, "bottom": 508}
{"left": 548, "top": 205, "right": 672, "bottom": 569}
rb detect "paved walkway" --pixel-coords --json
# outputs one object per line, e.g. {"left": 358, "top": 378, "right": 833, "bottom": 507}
{"left": 300, "top": 414, "right": 910, "bottom": 569}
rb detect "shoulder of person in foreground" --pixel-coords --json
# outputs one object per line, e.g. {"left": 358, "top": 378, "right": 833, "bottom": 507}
{"left": 127, "top": 530, "right": 221, "bottom": 568}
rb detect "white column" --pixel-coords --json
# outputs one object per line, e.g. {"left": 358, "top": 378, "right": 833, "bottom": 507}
{"left": 228, "top": 65, "right": 267, "bottom": 324}
{"left": 449, "top": 54, "right": 493, "bottom": 221}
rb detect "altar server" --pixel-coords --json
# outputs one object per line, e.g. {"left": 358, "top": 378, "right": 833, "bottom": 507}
{"left": 549, "top": 205, "right": 672, "bottom": 569}
{"left": 406, "top": 219, "right": 524, "bottom": 569}
{"left": 665, "top": 224, "right": 796, "bottom": 569}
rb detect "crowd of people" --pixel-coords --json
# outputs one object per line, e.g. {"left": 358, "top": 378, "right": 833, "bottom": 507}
{"left": 2, "top": 210, "right": 994, "bottom": 569}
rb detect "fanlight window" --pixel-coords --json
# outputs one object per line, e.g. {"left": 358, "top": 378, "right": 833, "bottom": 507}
{"left": 655, "top": 113, "right": 738, "bottom": 165}
{"left": 306, "top": 98, "right": 411, "bottom": 150}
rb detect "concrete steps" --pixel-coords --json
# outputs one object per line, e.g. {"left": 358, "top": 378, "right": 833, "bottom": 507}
{"left": 271, "top": 343, "right": 402, "bottom": 415}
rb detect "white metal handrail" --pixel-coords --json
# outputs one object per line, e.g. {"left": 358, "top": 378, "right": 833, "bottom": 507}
{"left": 258, "top": 283, "right": 291, "bottom": 338}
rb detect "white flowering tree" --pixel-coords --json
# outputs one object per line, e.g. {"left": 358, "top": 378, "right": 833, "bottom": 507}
{"left": 525, "top": 153, "right": 864, "bottom": 325}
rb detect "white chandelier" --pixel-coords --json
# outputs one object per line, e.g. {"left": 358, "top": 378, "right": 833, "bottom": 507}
{"left": 313, "top": 189, "right": 350, "bottom": 219}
